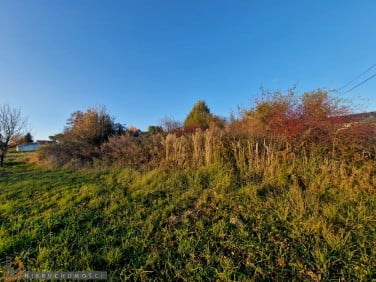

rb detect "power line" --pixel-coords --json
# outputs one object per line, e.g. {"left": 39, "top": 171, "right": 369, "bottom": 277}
{"left": 344, "top": 72, "right": 376, "bottom": 93}
{"left": 338, "top": 63, "right": 376, "bottom": 91}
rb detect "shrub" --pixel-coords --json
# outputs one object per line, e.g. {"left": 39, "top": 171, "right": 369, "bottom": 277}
{"left": 100, "top": 133, "right": 165, "bottom": 168}
{"left": 238, "top": 88, "right": 351, "bottom": 148}
{"left": 38, "top": 142, "right": 98, "bottom": 167}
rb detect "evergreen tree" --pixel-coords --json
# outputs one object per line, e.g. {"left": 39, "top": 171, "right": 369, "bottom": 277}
{"left": 24, "top": 132, "right": 33, "bottom": 143}
{"left": 184, "top": 100, "right": 213, "bottom": 130}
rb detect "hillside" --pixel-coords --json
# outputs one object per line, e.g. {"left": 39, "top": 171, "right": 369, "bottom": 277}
{"left": 345, "top": 111, "right": 376, "bottom": 122}
{"left": 1, "top": 152, "right": 375, "bottom": 281}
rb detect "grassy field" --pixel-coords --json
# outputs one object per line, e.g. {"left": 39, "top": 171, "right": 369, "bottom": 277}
{"left": 1, "top": 151, "right": 376, "bottom": 281}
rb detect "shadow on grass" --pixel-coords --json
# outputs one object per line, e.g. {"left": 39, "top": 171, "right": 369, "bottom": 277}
{"left": 4, "top": 160, "right": 24, "bottom": 167}
{"left": 256, "top": 184, "right": 280, "bottom": 199}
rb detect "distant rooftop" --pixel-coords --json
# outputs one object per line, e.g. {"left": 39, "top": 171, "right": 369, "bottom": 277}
{"left": 345, "top": 111, "right": 376, "bottom": 122}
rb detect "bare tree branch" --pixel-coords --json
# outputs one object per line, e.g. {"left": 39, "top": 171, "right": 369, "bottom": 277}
{"left": 0, "top": 104, "right": 27, "bottom": 166}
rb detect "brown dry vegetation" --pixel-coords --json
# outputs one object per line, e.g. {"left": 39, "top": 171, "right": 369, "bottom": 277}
{"left": 23, "top": 88, "right": 376, "bottom": 280}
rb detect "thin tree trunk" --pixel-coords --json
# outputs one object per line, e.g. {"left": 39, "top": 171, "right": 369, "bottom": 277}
{"left": 0, "top": 139, "right": 10, "bottom": 167}
{"left": 0, "top": 151, "right": 5, "bottom": 167}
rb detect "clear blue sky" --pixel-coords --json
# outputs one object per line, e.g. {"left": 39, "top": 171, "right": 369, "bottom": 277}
{"left": 1, "top": 1, "right": 375, "bottom": 140}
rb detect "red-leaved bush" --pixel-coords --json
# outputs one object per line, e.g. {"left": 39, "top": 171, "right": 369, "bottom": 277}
{"left": 236, "top": 88, "right": 352, "bottom": 148}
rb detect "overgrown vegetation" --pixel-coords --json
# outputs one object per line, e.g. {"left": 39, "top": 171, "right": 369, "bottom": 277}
{"left": 1, "top": 149, "right": 376, "bottom": 280}
{"left": 39, "top": 88, "right": 376, "bottom": 168}
{"left": 1, "top": 88, "right": 376, "bottom": 280}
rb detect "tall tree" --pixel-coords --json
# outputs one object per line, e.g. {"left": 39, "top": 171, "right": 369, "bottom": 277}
{"left": 184, "top": 100, "right": 216, "bottom": 130}
{"left": 59, "top": 106, "right": 124, "bottom": 146}
{"left": 0, "top": 104, "right": 27, "bottom": 166}
{"left": 23, "top": 132, "right": 34, "bottom": 144}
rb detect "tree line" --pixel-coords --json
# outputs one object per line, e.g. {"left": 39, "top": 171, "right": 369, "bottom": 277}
{"left": 1, "top": 88, "right": 375, "bottom": 168}
{"left": 39, "top": 88, "right": 376, "bottom": 168}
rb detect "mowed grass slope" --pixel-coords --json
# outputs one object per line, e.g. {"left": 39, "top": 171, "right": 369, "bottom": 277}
{"left": 1, "top": 152, "right": 376, "bottom": 281}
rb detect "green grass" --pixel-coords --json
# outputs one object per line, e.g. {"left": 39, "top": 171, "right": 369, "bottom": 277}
{"left": 1, "top": 152, "right": 376, "bottom": 281}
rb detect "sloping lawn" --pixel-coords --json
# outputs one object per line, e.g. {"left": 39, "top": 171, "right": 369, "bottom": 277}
{"left": 1, "top": 155, "right": 376, "bottom": 281}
